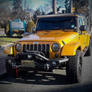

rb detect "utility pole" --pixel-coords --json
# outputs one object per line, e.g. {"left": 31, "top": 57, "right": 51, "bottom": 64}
{"left": 90, "top": 0, "right": 92, "bottom": 32}
{"left": 12, "top": 0, "right": 22, "bottom": 19}
{"left": 52, "top": 0, "right": 57, "bottom": 14}
{"left": 70, "top": 0, "right": 74, "bottom": 13}
{"left": 89, "top": 0, "right": 91, "bottom": 32}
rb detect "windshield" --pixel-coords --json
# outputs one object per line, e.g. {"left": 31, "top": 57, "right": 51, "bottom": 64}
{"left": 36, "top": 16, "right": 77, "bottom": 31}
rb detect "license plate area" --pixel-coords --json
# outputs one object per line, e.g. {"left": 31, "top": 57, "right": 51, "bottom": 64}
{"left": 21, "top": 60, "right": 35, "bottom": 68}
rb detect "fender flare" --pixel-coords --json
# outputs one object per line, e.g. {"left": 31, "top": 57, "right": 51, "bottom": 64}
{"left": 61, "top": 42, "right": 81, "bottom": 56}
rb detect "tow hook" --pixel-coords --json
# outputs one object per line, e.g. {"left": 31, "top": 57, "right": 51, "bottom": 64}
{"left": 43, "top": 61, "right": 58, "bottom": 71}
{"left": 44, "top": 58, "right": 69, "bottom": 71}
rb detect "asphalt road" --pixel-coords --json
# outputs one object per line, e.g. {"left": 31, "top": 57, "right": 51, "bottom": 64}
{"left": 0, "top": 45, "right": 92, "bottom": 92}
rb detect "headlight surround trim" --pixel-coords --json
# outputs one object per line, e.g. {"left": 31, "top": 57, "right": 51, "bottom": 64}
{"left": 15, "top": 43, "right": 22, "bottom": 52}
{"left": 52, "top": 43, "right": 60, "bottom": 52}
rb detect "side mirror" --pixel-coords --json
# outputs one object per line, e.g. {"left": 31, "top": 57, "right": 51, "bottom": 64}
{"left": 80, "top": 25, "right": 86, "bottom": 31}
{"left": 32, "top": 27, "right": 36, "bottom": 33}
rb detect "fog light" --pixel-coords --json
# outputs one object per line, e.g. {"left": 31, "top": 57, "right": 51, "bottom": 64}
{"left": 28, "top": 55, "right": 32, "bottom": 59}
{"left": 52, "top": 43, "right": 60, "bottom": 52}
{"left": 15, "top": 43, "right": 22, "bottom": 52}
{"left": 52, "top": 61, "right": 57, "bottom": 66}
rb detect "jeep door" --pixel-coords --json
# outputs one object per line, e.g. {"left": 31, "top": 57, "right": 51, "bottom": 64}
{"left": 82, "top": 16, "right": 90, "bottom": 47}
{"left": 78, "top": 16, "right": 87, "bottom": 50}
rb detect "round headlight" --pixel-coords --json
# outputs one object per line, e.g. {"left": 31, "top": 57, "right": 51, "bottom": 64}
{"left": 15, "top": 43, "right": 22, "bottom": 52}
{"left": 52, "top": 43, "right": 60, "bottom": 52}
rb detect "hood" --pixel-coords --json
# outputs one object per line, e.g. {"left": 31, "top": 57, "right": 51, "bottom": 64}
{"left": 20, "top": 30, "right": 78, "bottom": 44}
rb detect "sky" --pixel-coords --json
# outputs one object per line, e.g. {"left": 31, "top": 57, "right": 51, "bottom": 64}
{"left": 27, "top": 0, "right": 52, "bottom": 10}
{"left": 23, "top": 0, "right": 65, "bottom": 10}
{"left": 0, "top": 0, "right": 65, "bottom": 13}
{"left": 22, "top": 0, "right": 65, "bottom": 14}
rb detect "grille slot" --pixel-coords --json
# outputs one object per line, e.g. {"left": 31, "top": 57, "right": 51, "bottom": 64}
{"left": 23, "top": 44, "right": 50, "bottom": 58}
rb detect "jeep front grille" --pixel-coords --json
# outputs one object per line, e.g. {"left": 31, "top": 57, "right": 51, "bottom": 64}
{"left": 23, "top": 44, "right": 50, "bottom": 58}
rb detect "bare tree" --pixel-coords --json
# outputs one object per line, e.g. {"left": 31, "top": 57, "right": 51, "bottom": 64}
{"left": 12, "top": 0, "right": 23, "bottom": 19}
{"left": 33, "top": 9, "right": 42, "bottom": 23}
{"left": 0, "top": 1, "right": 12, "bottom": 27}
{"left": 73, "top": 0, "right": 88, "bottom": 16}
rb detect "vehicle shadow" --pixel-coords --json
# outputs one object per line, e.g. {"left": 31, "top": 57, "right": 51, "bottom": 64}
{"left": 0, "top": 71, "right": 71, "bottom": 85}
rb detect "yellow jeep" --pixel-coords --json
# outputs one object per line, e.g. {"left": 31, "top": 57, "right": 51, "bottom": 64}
{"left": 4, "top": 14, "right": 91, "bottom": 83}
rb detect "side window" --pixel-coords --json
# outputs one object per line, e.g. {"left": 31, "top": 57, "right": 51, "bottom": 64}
{"left": 78, "top": 17, "right": 83, "bottom": 28}
{"left": 83, "top": 17, "right": 88, "bottom": 31}
{"left": 78, "top": 16, "right": 88, "bottom": 31}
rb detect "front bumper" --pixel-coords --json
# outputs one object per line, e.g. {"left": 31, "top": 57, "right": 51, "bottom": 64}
{"left": 10, "top": 51, "right": 69, "bottom": 71}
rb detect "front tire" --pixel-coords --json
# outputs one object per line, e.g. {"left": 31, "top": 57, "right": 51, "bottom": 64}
{"left": 6, "top": 58, "right": 16, "bottom": 78}
{"left": 85, "top": 43, "right": 91, "bottom": 56}
{"left": 66, "top": 50, "right": 82, "bottom": 83}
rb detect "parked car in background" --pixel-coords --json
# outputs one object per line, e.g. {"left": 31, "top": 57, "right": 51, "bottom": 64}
{"left": 5, "top": 19, "right": 27, "bottom": 37}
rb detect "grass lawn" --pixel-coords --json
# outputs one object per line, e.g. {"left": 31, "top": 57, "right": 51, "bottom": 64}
{"left": 0, "top": 29, "right": 19, "bottom": 46}
{"left": 0, "top": 37, "right": 19, "bottom": 46}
